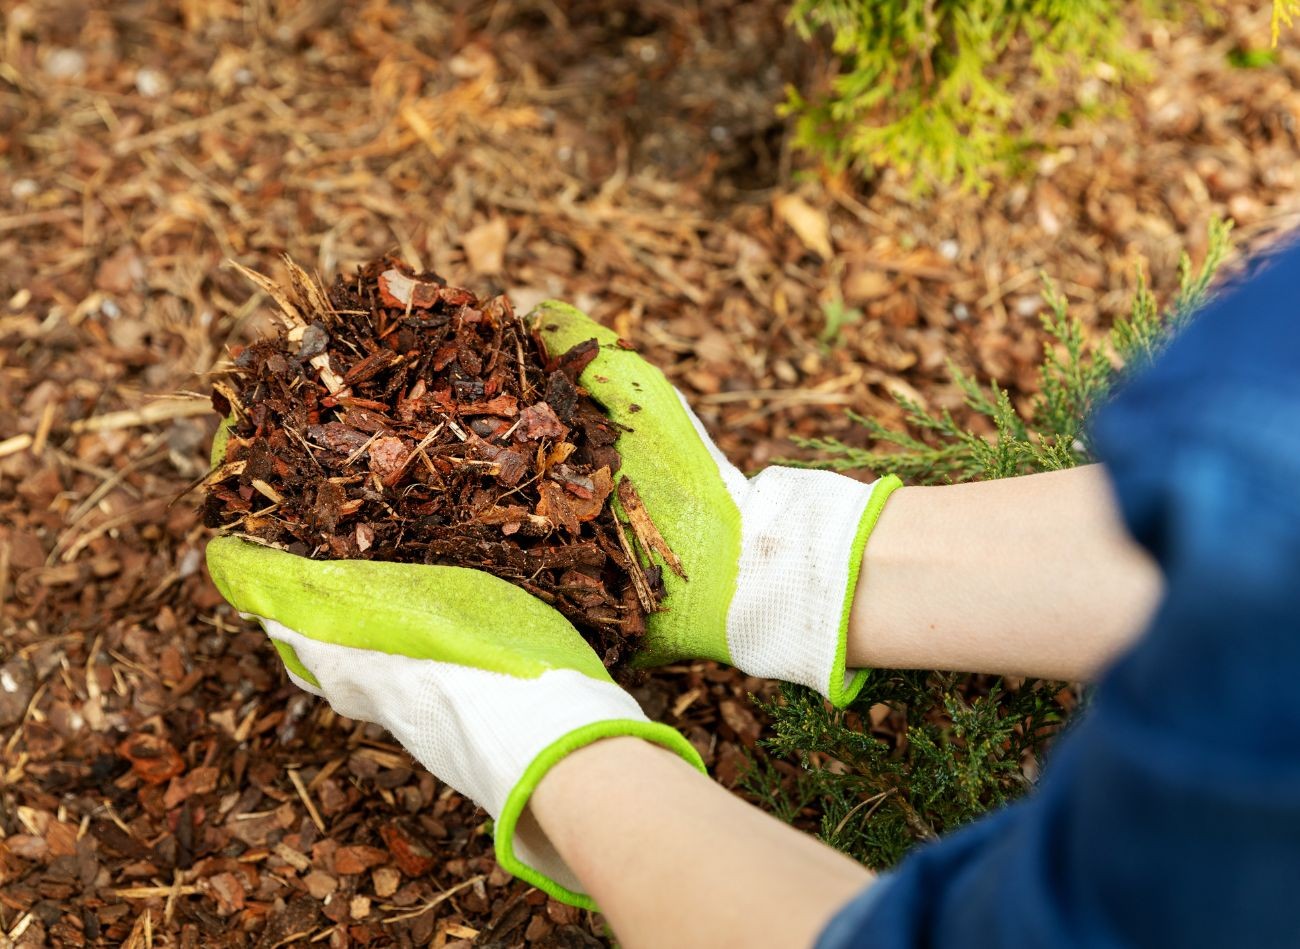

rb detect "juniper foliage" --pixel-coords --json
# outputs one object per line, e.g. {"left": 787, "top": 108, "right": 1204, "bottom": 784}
{"left": 1275, "top": 0, "right": 1300, "bottom": 44}
{"left": 791, "top": 218, "right": 1231, "bottom": 484}
{"left": 785, "top": 2, "right": 1295, "bottom": 191}
{"left": 743, "top": 220, "right": 1232, "bottom": 870}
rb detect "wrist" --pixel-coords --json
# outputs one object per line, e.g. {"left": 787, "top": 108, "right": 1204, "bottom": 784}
{"left": 526, "top": 735, "right": 701, "bottom": 892}
{"left": 531, "top": 736, "right": 685, "bottom": 817}
{"left": 502, "top": 724, "right": 704, "bottom": 909}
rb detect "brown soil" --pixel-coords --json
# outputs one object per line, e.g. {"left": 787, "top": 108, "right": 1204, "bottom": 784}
{"left": 205, "top": 257, "right": 666, "bottom": 674}
{"left": 1, "top": 2, "right": 1297, "bottom": 946}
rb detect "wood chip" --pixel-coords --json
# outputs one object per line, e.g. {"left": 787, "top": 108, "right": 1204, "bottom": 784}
{"left": 616, "top": 479, "right": 686, "bottom": 579}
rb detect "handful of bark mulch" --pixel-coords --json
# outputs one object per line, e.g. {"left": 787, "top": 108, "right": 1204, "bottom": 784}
{"left": 202, "top": 256, "right": 672, "bottom": 673}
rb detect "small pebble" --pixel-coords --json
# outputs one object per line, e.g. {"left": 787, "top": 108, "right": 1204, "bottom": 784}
{"left": 11, "top": 178, "right": 38, "bottom": 200}
{"left": 952, "top": 302, "right": 970, "bottom": 321}
{"left": 44, "top": 48, "right": 86, "bottom": 79}
{"left": 938, "top": 238, "right": 960, "bottom": 261}
{"left": 178, "top": 548, "right": 202, "bottom": 578}
{"left": 135, "top": 67, "right": 167, "bottom": 98}
{"left": 1015, "top": 296, "right": 1042, "bottom": 317}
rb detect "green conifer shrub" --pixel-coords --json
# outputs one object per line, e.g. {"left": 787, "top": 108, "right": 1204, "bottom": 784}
{"left": 742, "top": 219, "right": 1233, "bottom": 869}
{"left": 784, "top": 2, "right": 1296, "bottom": 191}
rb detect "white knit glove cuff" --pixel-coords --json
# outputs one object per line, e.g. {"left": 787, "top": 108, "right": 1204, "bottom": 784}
{"left": 729, "top": 467, "right": 898, "bottom": 706}
{"left": 678, "top": 393, "right": 901, "bottom": 707}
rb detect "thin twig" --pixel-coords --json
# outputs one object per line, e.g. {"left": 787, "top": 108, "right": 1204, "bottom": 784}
{"left": 287, "top": 769, "right": 326, "bottom": 833}
{"left": 70, "top": 399, "right": 211, "bottom": 434}
{"left": 380, "top": 875, "right": 485, "bottom": 924}
{"left": 610, "top": 510, "right": 656, "bottom": 614}
{"left": 831, "top": 788, "right": 896, "bottom": 838}
{"left": 0, "top": 434, "right": 31, "bottom": 459}
{"left": 342, "top": 431, "right": 381, "bottom": 467}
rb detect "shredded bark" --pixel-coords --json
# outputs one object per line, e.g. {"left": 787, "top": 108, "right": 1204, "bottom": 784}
{"left": 203, "top": 257, "right": 670, "bottom": 674}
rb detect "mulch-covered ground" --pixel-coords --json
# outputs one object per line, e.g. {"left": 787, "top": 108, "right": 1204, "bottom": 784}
{"left": 1, "top": 2, "right": 1298, "bottom": 945}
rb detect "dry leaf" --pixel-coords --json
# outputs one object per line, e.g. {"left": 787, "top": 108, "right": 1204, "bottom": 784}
{"left": 462, "top": 218, "right": 509, "bottom": 274}
{"left": 774, "top": 194, "right": 833, "bottom": 259}
{"left": 844, "top": 267, "right": 892, "bottom": 302}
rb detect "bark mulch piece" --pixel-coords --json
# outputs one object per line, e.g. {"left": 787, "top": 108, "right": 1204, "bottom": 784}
{"left": 204, "top": 257, "right": 676, "bottom": 674}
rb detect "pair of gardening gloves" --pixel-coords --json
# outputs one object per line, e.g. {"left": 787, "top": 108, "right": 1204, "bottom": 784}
{"left": 206, "top": 304, "right": 900, "bottom": 907}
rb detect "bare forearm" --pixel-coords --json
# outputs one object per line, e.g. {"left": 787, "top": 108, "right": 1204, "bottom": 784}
{"left": 851, "top": 465, "right": 1161, "bottom": 681}
{"left": 528, "top": 737, "right": 872, "bottom": 949}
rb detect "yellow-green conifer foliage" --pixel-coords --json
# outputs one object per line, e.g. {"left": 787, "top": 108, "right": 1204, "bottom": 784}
{"left": 785, "top": 2, "right": 1295, "bottom": 192}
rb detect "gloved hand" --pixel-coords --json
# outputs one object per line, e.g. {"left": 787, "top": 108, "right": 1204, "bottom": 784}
{"left": 206, "top": 535, "right": 704, "bottom": 908}
{"left": 533, "top": 303, "right": 901, "bottom": 708}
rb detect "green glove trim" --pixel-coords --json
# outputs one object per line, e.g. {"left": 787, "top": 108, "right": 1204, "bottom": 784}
{"left": 211, "top": 414, "right": 233, "bottom": 469}
{"left": 206, "top": 537, "right": 611, "bottom": 682}
{"left": 827, "top": 474, "right": 904, "bottom": 708}
{"left": 494, "top": 721, "right": 708, "bottom": 909}
{"left": 271, "top": 639, "right": 321, "bottom": 689}
{"left": 532, "top": 303, "right": 741, "bottom": 666}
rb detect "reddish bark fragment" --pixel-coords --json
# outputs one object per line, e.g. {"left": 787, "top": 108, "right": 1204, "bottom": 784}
{"left": 163, "top": 766, "right": 219, "bottom": 808}
{"left": 379, "top": 825, "right": 435, "bottom": 877}
{"left": 367, "top": 436, "right": 408, "bottom": 481}
{"left": 378, "top": 269, "right": 442, "bottom": 309}
{"left": 206, "top": 871, "right": 247, "bottom": 915}
{"left": 537, "top": 481, "right": 580, "bottom": 534}
{"left": 515, "top": 403, "right": 568, "bottom": 441}
{"left": 332, "top": 845, "right": 389, "bottom": 875}
{"left": 309, "top": 422, "right": 372, "bottom": 455}
{"left": 468, "top": 436, "right": 529, "bottom": 486}
{"left": 355, "top": 523, "right": 375, "bottom": 552}
{"left": 549, "top": 464, "right": 595, "bottom": 499}
{"left": 117, "top": 733, "right": 186, "bottom": 786}
{"left": 550, "top": 337, "right": 600, "bottom": 380}
{"left": 457, "top": 394, "right": 518, "bottom": 417}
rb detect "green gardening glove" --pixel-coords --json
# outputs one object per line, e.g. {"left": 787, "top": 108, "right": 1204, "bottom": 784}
{"left": 206, "top": 536, "right": 703, "bottom": 908}
{"left": 532, "top": 303, "right": 901, "bottom": 708}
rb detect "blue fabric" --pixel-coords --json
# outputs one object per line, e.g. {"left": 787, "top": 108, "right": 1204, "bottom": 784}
{"left": 819, "top": 242, "right": 1300, "bottom": 949}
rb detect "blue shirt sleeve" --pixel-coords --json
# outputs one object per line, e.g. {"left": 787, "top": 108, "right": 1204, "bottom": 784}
{"left": 819, "top": 243, "right": 1300, "bottom": 949}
